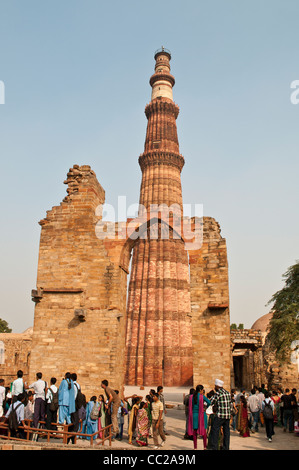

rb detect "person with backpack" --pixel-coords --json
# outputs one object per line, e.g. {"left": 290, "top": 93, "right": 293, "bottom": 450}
{"left": 5, "top": 392, "right": 28, "bottom": 439}
{"left": 28, "top": 372, "right": 47, "bottom": 429}
{"left": 45, "top": 377, "right": 58, "bottom": 430}
{"left": 262, "top": 391, "right": 275, "bottom": 442}
{"left": 85, "top": 396, "right": 100, "bottom": 440}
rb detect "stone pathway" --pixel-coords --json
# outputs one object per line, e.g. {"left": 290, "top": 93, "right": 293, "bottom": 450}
{"left": 1, "top": 385, "right": 298, "bottom": 451}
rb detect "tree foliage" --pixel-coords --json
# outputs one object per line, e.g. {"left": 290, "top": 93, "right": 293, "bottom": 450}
{"left": 266, "top": 261, "right": 299, "bottom": 363}
{"left": 0, "top": 318, "right": 12, "bottom": 333}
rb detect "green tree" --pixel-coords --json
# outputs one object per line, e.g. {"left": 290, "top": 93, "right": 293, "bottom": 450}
{"left": 266, "top": 261, "right": 299, "bottom": 363}
{"left": 0, "top": 318, "right": 12, "bottom": 333}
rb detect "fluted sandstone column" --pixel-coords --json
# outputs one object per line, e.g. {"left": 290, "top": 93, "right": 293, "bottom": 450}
{"left": 125, "top": 49, "right": 193, "bottom": 386}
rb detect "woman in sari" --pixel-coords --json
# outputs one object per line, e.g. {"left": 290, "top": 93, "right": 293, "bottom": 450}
{"left": 97, "top": 394, "right": 106, "bottom": 439}
{"left": 271, "top": 391, "right": 281, "bottom": 426}
{"left": 128, "top": 396, "right": 141, "bottom": 444}
{"left": 188, "top": 384, "right": 211, "bottom": 449}
{"left": 136, "top": 402, "right": 150, "bottom": 446}
{"left": 237, "top": 395, "right": 250, "bottom": 437}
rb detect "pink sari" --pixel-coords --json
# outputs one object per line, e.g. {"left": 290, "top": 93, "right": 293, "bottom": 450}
{"left": 187, "top": 393, "right": 207, "bottom": 449}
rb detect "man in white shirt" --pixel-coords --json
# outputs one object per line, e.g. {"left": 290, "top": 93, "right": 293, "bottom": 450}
{"left": 45, "top": 377, "right": 58, "bottom": 430}
{"left": 0, "top": 379, "right": 5, "bottom": 417}
{"left": 11, "top": 370, "right": 25, "bottom": 399}
{"left": 247, "top": 388, "right": 261, "bottom": 432}
{"left": 29, "top": 372, "right": 47, "bottom": 428}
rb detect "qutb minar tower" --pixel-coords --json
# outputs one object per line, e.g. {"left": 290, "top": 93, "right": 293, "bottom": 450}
{"left": 125, "top": 48, "right": 193, "bottom": 386}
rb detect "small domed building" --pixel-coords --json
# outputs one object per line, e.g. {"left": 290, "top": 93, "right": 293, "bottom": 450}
{"left": 231, "top": 312, "right": 298, "bottom": 391}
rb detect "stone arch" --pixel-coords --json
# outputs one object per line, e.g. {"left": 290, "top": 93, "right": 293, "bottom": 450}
{"left": 119, "top": 216, "right": 185, "bottom": 274}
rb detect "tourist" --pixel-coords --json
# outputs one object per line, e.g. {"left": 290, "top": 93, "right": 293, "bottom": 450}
{"left": 235, "top": 388, "right": 246, "bottom": 405}
{"left": 69, "top": 373, "right": 81, "bottom": 441}
{"left": 127, "top": 395, "right": 141, "bottom": 444}
{"left": 0, "top": 379, "right": 5, "bottom": 418}
{"left": 45, "top": 377, "right": 58, "bottom": 430}
{"left": 187, "top": 384, "right": 211, "bottom": 450}
{"left": 209, "top": 379, "right": 231, "bottom": 450}
{"left": 248, "top": 388, "right": 260, "bottom": 432}
{"left": 151, "top": 392, "right": 166, "bottom": 449}
{"left": 281, "top": 388, "right": 295, "bottom": 432}
{"left": 136, "top": 401, "right": 150, "bottom": 446}
{"left": 262, "top": 391, "right": 275, "bottom": 441}
{"left": 183, "top": 387, "right": 194, "bottom": 439}
{"left": 230, "top": 390, "right": 238, "bottom": 431}
{"left": 157, "top": 385, "right": 168, "bottom": 435}
{"left": 28, "top": 372, "right": 47, "bottom": 429}
{"left": 97, "top": 394, "right": 106, "bottom": 439}
{"left": 271, "top": 390, "right": 281, "bottom": 426}
{"left": 58, "top": 372, "right": 76, "bottom": 425}
{"left": 11, "top": 370, "right": 26, "bottom": 400}
{"left": 206, "top": 391, "right": 221, "bottom": 450}
{"left": 24, "top": 390, "right": 35, "bottom": 421}
{"left": 124, "top": 393, "right": 138, "bottom": 433}
{"left": 237, "top": 395, "right": 250, "bottom": 437}
{"left": 116, "top": 392, "right": 127, "bottom": 440}
{"left": 101, "top": 379, "right": 121, "bottom": 438}
{"left": 256, "top": 387, "right": 265, "bottom": 427}
{"left": 5, "top": 392, "right": 28, "bottom": 439}
{"left": 291, "top": 388, "right": 298, "bottom": 425}
{"left": 145, "top": 394, "right": 152, "bottom": 437}
{"left": 85, "top": 396, "right": 99, "bottom": 440}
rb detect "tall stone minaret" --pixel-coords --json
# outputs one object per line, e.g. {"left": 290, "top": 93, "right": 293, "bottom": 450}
{"left": 125, "top": 48, "right": 193, "bottom": 387}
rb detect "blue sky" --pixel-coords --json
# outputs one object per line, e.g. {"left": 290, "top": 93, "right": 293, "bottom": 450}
{"left": 0, "top": 0, "right": 298, "bottom": 332}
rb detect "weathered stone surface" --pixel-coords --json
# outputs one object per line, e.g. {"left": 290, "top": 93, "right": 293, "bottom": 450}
{"left": 125, "top": 50, "right": 193, "bottom": 387}
{"left": 29, "top": 165, "right": 127, "bottom": 397}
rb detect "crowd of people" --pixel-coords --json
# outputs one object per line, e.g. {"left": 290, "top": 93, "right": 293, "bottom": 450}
{"left": 0, "top": 370, "right": 298, "bottom": 449}
{"left": 230, "top": 384, "right": 299, "bottom": 442}
{"left": 0, "top": 370, "right": 169, "bottom": 448}
{"left": 183, "top": 381, "right": 299, "bottom": 449}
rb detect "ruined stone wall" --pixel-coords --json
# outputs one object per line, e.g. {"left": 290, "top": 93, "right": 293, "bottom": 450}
{"left": 189, "top": 217, "right": 231, "bottom": 391}
{"left": 0, "top": 331, "right": 32, "bottom": 388}
{"left": 29, "top": 165, "right": 127, "bottom": 398}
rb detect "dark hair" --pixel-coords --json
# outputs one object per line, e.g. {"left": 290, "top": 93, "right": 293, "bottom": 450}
{"left": 65, "top": 372, "right": 72, "bottom": 389}
{"left": 17, "top": 370, "right": 23, "bottom": 378}
{"left": 139, "top": 401, "right": 146, "bottom": 409}
{"left": 71, "top": 373, "right": 77, "bottom": 381}
{"left": 51, "top": 377, "right": 57, "bottom": 385}
{"left": 193, "top": 385, "right": 204, "bottom": 405}
{"left": 90, "top": 396, "right": 97, "bottom": 402}
{"left": 36, "top": 372, "right": 42, "bottom": 379}
{"left": 240, "top": 395, "right": 247, "bottom": 405}
{"left": 102, "top": 380, "right": 108, "bottom": 387}
{"left": 157, "top": 386, "right": 163, "bottom": 392}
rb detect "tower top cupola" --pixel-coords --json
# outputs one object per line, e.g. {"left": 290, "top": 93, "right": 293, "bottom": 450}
{"left": 150, "top": 47, "right": 175, "bottom": 101}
